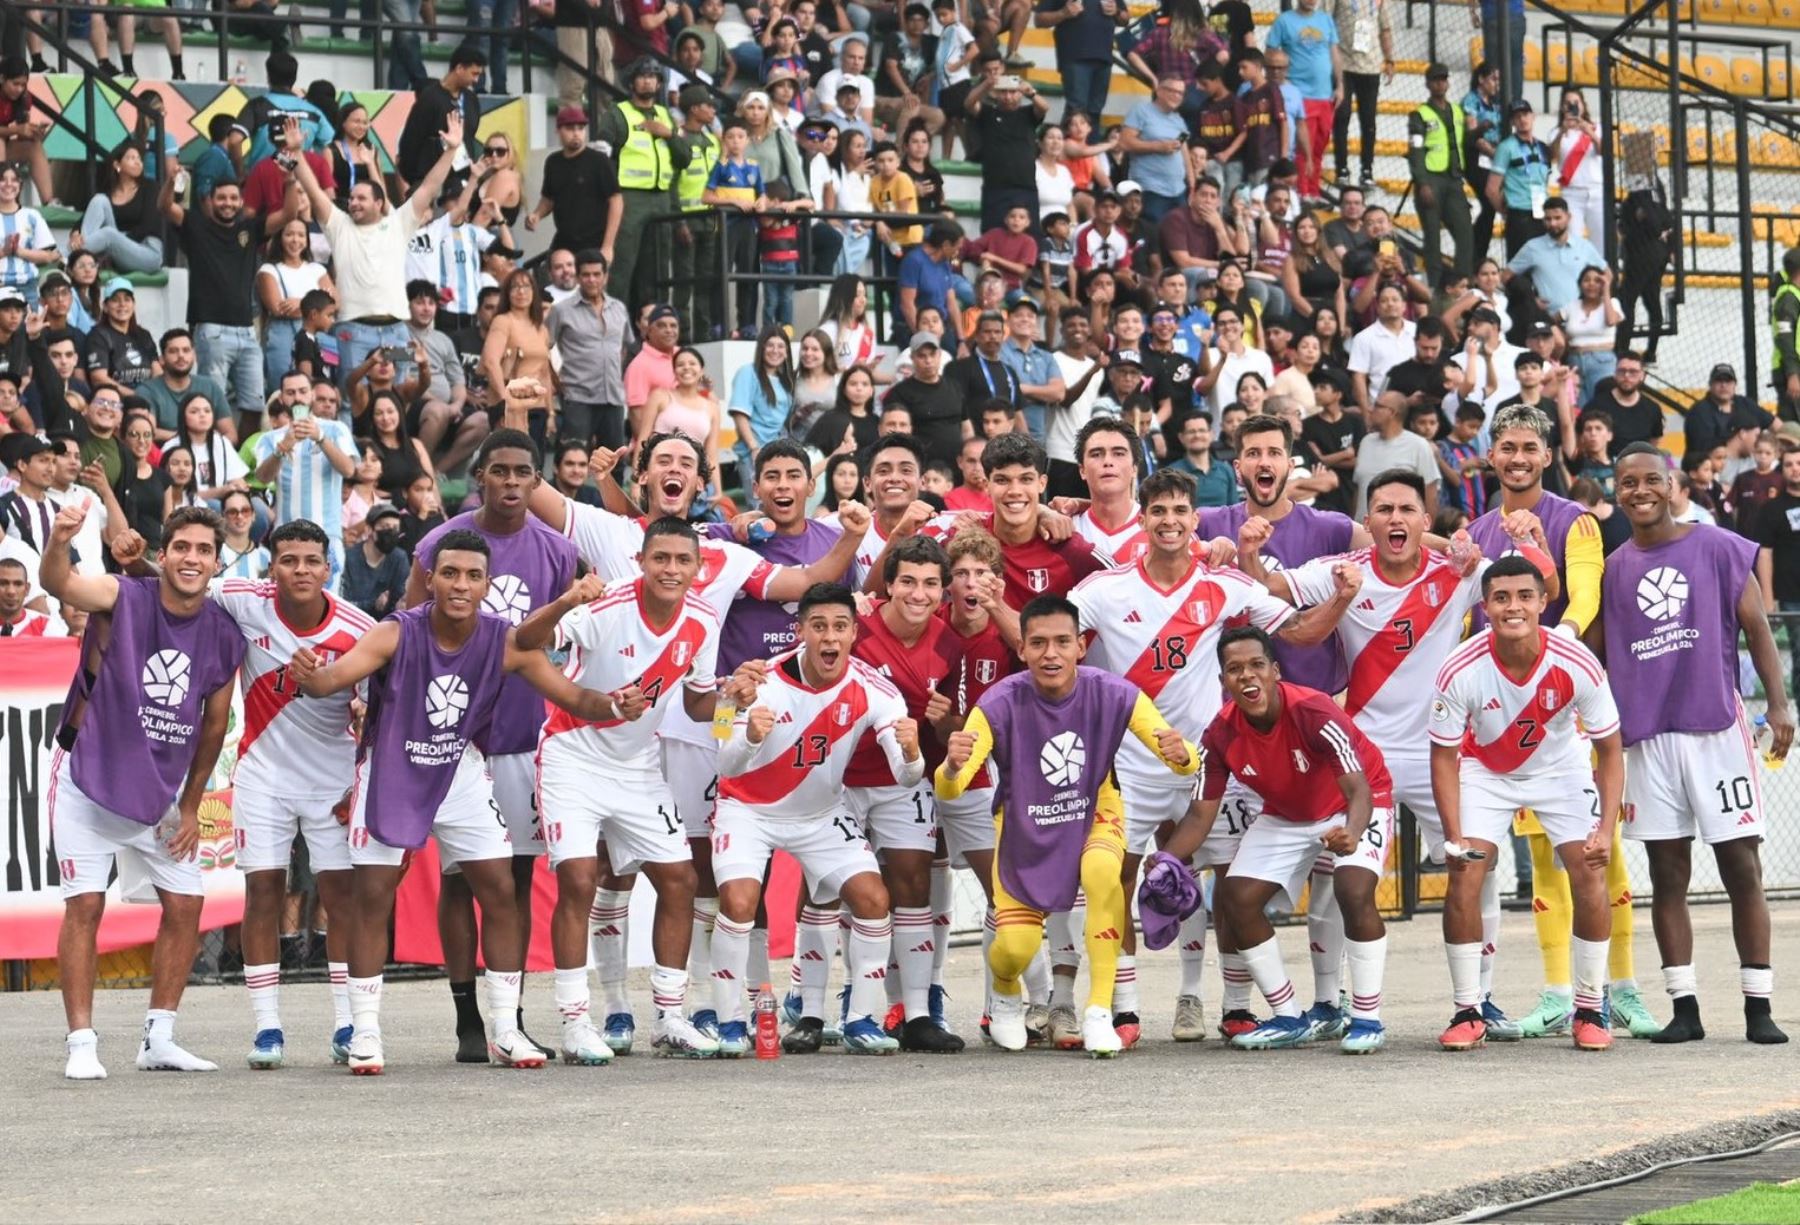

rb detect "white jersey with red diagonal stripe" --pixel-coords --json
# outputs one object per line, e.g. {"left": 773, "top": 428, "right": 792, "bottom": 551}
{"left": 825, "top": 508, "right": 958, "bottom": 589}
{"left": 541, "top": 578, "right": 721, "bottom": 772}
{"left": 1429, "top": 627, "right": 1619, "bottom": 780}
{"left": 1070, "top": 558, "right": 1293, "bottom": 782}
{"left": 214, "top": 579, "right": 374, "bottom": 798}
{"left": 718, "top": 650, "right": 908, "bottom": 820}
{"left": 1072, "top": 507, "right": 1150, "bottom": 568}
{"left": 1287, "top": 549, "right": 1486, "bottom": 755}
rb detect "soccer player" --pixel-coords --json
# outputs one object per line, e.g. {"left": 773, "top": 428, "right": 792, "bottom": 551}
{"left": 403, "top": 429, "right": 578, "bottom": 1061}
{"left": 1162, "top": 626, "right": 1396, "bottom": 1054}
{"left": 1068, "top": 416, "right": 1150, "bottom": 565}
{"left": 43, "top": 504, "right": 246, "bottom": 1080}
{"left": 515, "top": 518, "right": 724, "bottom": 1062}
{"left": 1073, "top": 469, "right": 1358, "bottom": 1046}
{"left": 978, "top": 433, "right": 1106, "bottom": 608}
{"left": 214, "top": 520, "right": 375, "bottom": 1069}
{"left": 710, "top": 583, "right": 924, "bottom": 1056}
{"left": 1469, "top": 404, "right": 1654, "bottom": 1040}
{"left": 836, "top": 431, "right": 960, "bottom": 587}
{"left": 289, "top": 530, "right": 621, "bottom": 1074}
{"left": 1599, "top": 444, "right": 1793, "bottom": 1045}
{"left": 937, "top": 595, "right": 1198, "bottom": 1057}
{"left": 1430, "top": 556, "right": 1624, "bottom": 1052}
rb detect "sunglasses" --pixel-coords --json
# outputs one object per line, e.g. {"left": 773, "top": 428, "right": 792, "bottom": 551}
{"left": 485, "top": 145, "right": 509, "bottom": 156}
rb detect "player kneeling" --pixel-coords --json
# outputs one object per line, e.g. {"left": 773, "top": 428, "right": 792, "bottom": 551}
{"left": 1163, "top": 626, "right": 1394, "bottom": 1054}
{"left": 936, "top": 596, "right": 1198, "bottom": 1058}
{"left": 1430, "top": 556, "right": 1625, "bottom": 1052}
{"left": 710, "top": 584, "right": 924, "bottom": 1056}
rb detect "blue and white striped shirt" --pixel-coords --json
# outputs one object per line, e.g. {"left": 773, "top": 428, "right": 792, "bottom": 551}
{"left": 405, "top": 215, "right": 496, "bottom": 316}
{"left": 0, "top": 207, "right": 55, "bottom": 290}
{"left": 254, "top": 419, "right": 358, "bottom": 560}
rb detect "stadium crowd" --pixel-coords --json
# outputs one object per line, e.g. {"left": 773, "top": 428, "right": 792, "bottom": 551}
{"left": 2, "top": 0, "right": 1799, "bottom": 1077}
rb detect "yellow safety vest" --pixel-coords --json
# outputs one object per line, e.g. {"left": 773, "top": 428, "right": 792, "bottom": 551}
{"left": 615, "top": 100, "right": 675, "bottom": 191}
{"left": 676, "top": 129, "right": 721, "bottom": 214}
{"left": 1415, "top": 100, "right": 1465, "bottom": 175}
{"left": 1773, "top": 279, "right": 1800, "bottom": 372}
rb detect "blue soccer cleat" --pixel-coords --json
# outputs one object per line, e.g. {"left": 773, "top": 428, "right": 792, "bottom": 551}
{"left": 780, "top": 991, "right": 803, "bottom": 1028}
{"left": 602, "top": 1012, "right": 635, "bottom": 1055}
{"left": 715, "top": 1020, "right": 750, "bottom": 1058}
{"left": 1301, "top": 1000, "right": 1347, "bottom": 1042}
{"left": 1340, "top": 1017, "right": 1387, "bottom": 1054}
{"left": 1482, "top": 997, "right": 1524, "bottom": 1041}
{"left": 690, "top": 1008, "right": 720, "bottom": 1041}
{"left": 247, "top": 1028, "right": 284, "bottom": 1070}
{"left": 928, "top": 984, "right": 951, "bottom": 1031}
{"left": 1232, "top": 1014, "right": 1310, "bottom": 1050}
{"left": 330, "top": 1025, "right": 353, "bottom": 1065}
{"left": 843, "top": 1016, "right": 900, "bottom": 1054}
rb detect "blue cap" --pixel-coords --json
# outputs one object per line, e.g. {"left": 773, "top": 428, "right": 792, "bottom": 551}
{"left": 102, "top": 277, "right": 135, "bottom": 300}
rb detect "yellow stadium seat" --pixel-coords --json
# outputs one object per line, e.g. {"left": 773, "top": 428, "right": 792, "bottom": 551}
{"left": 1731, "top": 56, "right": 1765, "bottom": 94}
{"left": 1736, "top": 0, "right": 1769, "bottom": 21}
{"left": 1686, "top": 128, "right": 1712, "bottom": 162}
{"left": 1698, "top": 0, "right": 1732, "bottom": 17}
{"left": 1692, "top": 52, "right": 1728, "bottom": 88}
{"left": 1759, "top": 130, "right": 1800, "bottom": 167}
{"left": 1770, "top": 58, "right": 1793, "bottom": 98}
{"left": 1773, "top": 0, "right": 1800, "bottom": 27}
{"left": 1576, "top": 46, "right": 1600, "bottom": 85}
{"left": 1524, "top": 40, "right": 1544, "bottom": 81}
{"left": 1546, "top": 42, "right": 1571, "bottom": 84}
{"left": 1713, "top": 130, "right": 1739, "bottom": 161}
{"left": 1677, "top": 52, "right": 1696, "bottom": 81}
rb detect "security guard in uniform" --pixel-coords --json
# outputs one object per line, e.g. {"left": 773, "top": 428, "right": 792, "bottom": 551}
{"left": 1773, "top": 247, "right": 1800, "bottom": 424}
{"left": 669, "top": 84, "right": 723, "bottom": 341}
{"left": 1408, "top": 62, "right": 1472, "bottom": 288}
{"left": 598, "top": 59, "right": 679, "bottom": 314}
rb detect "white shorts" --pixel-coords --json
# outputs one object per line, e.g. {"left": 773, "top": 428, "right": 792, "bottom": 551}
{"left": 348, "top": 746, "right": 513, "bottom": 869}
{"left": 662, "top": 737, "right": 721, "bottom": 840}
{"left": 1227, "top": 806, "right": 1396, "bottom": 911}
{"left": 232, "top": 785, "right": 352, "bottom": 874}
{"left": 936, "top": 784, "right": 997, "bottom": 861}
{"left": 50, "top": 751, "right": 201, "bottom": 899}
{"left": 1624, "top": 713, "right": 1764, "bottom": 846}
{"left": 1387, "top": 752, "right": 1446, "bottom": 862}
{"left": 489, "top": 750, "right": 543, "bottom": 854}
{"left": 711, "top": 800, "right": 881, "bottom": 898}
{"left": 846, "top": 779, "right": 938, "bottom": 854}
{"left": 1120, "top": 772, "right": 1192, "bottom": 852}
{"left": 1460, "top": 768, "right": 1600, "bottom": 851}
{"left": 1202, "top": 780, "right": 1264, "bottom": 868}
{"left": 539, "top": 749, "right": 691, "bottom": 874}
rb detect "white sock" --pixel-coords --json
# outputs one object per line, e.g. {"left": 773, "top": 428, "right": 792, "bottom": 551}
{"left": 484, "top": 971, "right": 522, "bottom": 1039}
{"left": 244, "top": 962, "right": 281, "bottom": 1032}
{"left": 1220, "top": 952, "right": 1253, "bottom": 1012}
{"left": 893, "top": 905, "right": 934, "bottom": 1021}
{"left": 747, "top": 926, "right": 772, "bottom": 997}
{"left": 846, "top": 913, "right": 893, "bottom": 1023}
{"left": 1023, "top": 940, "right": 1051, "bottom": 1005}
{"left": 1238, "top": 937, "right": 1300, "bottom": 1018}
{"left": 554, "top": 965, "right": 590, "bottom": 1031}
{"left": 1112, "top": 954, "right": 1140, "bottom": 1014}
{"left": 328, "top": 961, "right": 351, "bottom": 1029}
{"left": 1663, "top": 963, "right": 1698, "bottom": 1001}
{"left": 710, "top": 915, "right": 753, "bottom": 1025}
{"left": 650, "top": 963, "right": 686, "bottom": 1019}
{"left": 1347, "top": 935, "right": 1387, "bottom": 1021}
{"left": 589, "top": 888, "right": 631, "bottom": 1014}
{"left": 930, "top": 858, "right": 952, "bottom": 988}
{"left": 1546, "top": 982, "right": 1574, "bottom": 1002}
{"left": 1048, "top": 895, "right": 1085, "bottom": 970}
{"left": 1446, "top": 941, "right": 1482, "bottom": 1010}
{"left": 1307, "top": 869, "right": 1344, "bottom": 1006}
{"left": 796, "top": 904, "right": 839, "bottom": 1017}
{"left": 1741, "top": 964, "right": 1773, "bottom": 1003}
{"left": 1571, "top": 936, "right": 1607, "bottom": 1012}
{"left": 883, "top": 946, "right": 903, "bottom": 1008}
{"left": 982, "top": 909, "right": 997, "bottom": 1015}
{"left": 1177, "top": 907, "right": 1208, "bottom": 1000}
{"left": 143, "top": 1008, "right": 177, "bottom": 1045}
{"left": 687, "top": 896, "right": 717, "bottom": 999}
{"left": 1479, "top": 871, "right": 1501, "bottom": 1000}
{"left": 348, "top": 974, "right": 383, "bottom": 1038}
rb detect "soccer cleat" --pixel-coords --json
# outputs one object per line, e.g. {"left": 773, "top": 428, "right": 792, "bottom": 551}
{"left": 1218, "top": 1009, "right": 1261, "bottom": 1041}
{"left": 881, "top": 1002, "right": 905, "bottom": 1036}
{"left": 1572, "top": 1008, "right": 1612, "bottom": 1051}
{"left": 517, "top": 1012, "right": 554, "bottom": 1060}
{"left": 843, "top": 1016, "right": 901, "bottom": 1054}
{"left": 247, "top": 1028, "right": 285, "bottom": 1070}
{"left": 1518, "top": 989, "right": 1574, "bottom": 1038}
{"left": 1607, "top": 985, "right": 1661, "bottom": 1038}
{"left": 899, "top": 1015, "right": 965, "bottom": 1053}
{"left": 346, "top": 1031, "right": 384, "bottom": 1075}
{"left": 137, "top": 1038, "right": 219, "bottom": 1072}
{"left": 782, "top": 1017, "right": 826, "bottom": 1054}
{"left": 780, "top": 991, "right": 803, "bottom": 1028}
{"left": 1302, "top": 1000, "right": 1348, "bottom": 1042}
{"left": 715, "top": 1020, "right": 751, "bottom": 1058}
{"left": 1232, "top": 1014, "right": 1310, "bottom": 1050}
{"left": 488, "top": 1029, "right": 548, "bottom": 1069}
{"left": 64, "top": 1033, "right": 106, "bottom": 1081}
{"left": 330, "top": 1025, "right": 353, "bottom": 1064}
{"left": 1439, "top": 1007, "right": 1487, "bottom": 1052}
{"left": 1082, "top": 1005, "right": 1123, "bottom": 1058}
{"left": 690, "top": 1008, "right": 721, "bottom": 1041}
{"left": 1171, "top": 995, "right": 1207, "bottom": 1042}
{"left": 987, "top": 996, "right": 1029, "bottom": 1051}
{"left": 826, "top": 985, "right": 849, "bottom": 1046}
{"left": 652, "top": 1013, "right": 721, "bottom": 1058}
{"left": 602, "top": 1012, "right": 636, "bottom": 1055}
{"left": 1048, "top": 1005, "right": 1083, "bottom": 1050}
{"left": 1023, "top": 1003, "right": 1051, "bottom": 1045}
{"left": 559, "top": 1021, "right": 615, "bottom": 1066}
{"left": 928, "top": 984, "right": 951, "bottom": 1031}
{"left": 1340, "top": 1017, "right": 1387, "bottom": 1054}
{"left": 1481, "top": 997, "right": 1524, "bottom": 1041}
{"left": 1111, "top": 1011, "right": 1141, "bottom": 1050}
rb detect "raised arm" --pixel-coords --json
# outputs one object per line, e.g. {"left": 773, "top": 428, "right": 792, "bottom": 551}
{"left": 766, "top": 500, "right": 871, "bottom": 599}
{"left": 41, "top": 502, "right": 121, "bottom": 611}
{"left": 934, "top": 705, "right": 997, "bottom": 800}
{"left": 514, "top": 572, "right": 606, "bottom": 652}
{"left": 283, "top": 117, "right": 337, "bottom": 225}
{"left": 505, "top": 630, "right": 628, "bottom": 722}
{"left": 408, "top": 110, "right": 467, "bottom": 224}
{"left": 290, "top": 619, "right": 401, "bottom": 696}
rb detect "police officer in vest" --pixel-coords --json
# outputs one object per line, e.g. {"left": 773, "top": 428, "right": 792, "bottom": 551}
{"left": 1774, "top": 247, "right": 1800, "bottom": 424}
{"left": 1408, "top": 62, "right": 1472, "bottom": 289}
{"left": 669, "top": 84, "right": 723, "bottom": 341}
{"left": 598, "top": 59, "right": 679, "bottom": 315}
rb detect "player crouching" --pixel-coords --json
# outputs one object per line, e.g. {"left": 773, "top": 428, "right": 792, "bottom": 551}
{"left": 1430, "top": 557, "right": 1624, "bottom": 1052}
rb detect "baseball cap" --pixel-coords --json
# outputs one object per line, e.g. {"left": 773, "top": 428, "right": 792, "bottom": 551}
{"left": 1115, "top": 179, "right": 1143, "bottom": 196}
{"left": 908, "top": 332, "right": 942, "bottom": 355}
{"left": 0, "top": 285, "right": 23, "bottom": 308}
{"left": 1508, "top": 98, "right": 1534, "bottom": 115}
{"left": 555, "top": 105, "right": 588, "bottom": 127}
{"left": 1527, "top": 319, "right": 1555, "bottom": 338}
{"left": 1109, "top": 347, "right": 1144, "bottom": 369}
{"left": 646, "top": 303, "right": 680, "bottom": 326}
{"left": 764, "top": 65, "right": 800, "bottom": 86}
{"left": 1710, "top": 363, "right": 1738, "bottom": 383}
{"left": 102, "top": 278, "right": 135, "bottom": 300}
{"left": 1007, "top": 296, "right": 1042, "bottom": 315}
{"left": 1426, "top": 61, "right": 1450, "bottom": 80}
{"left": 38, "top": 269, "right": 70, "bottom": 292}
{"left": 993, "top": 74, "right": 1025, "bottom": 91}
{"left": 367, "top": 501, "right": 403, "bottom": 526}
{"left": 0, "top": 432, "right": 51, "bottom": 469}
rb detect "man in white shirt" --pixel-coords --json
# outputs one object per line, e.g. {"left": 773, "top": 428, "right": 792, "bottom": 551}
{"left": 1347, "top": 283, "right": 1417, "bottom": 412}
{"left": 1046, "top": 308, "right": 1105, "bottom": 497}
{"left": 1450, "top": 307, "right": 1525, "bottom": 423}
{"left": 815, "top": 36, "right": 877, "bottom": 129}
{"left": 44, "top": 433, "right": 108, "bottom": 578}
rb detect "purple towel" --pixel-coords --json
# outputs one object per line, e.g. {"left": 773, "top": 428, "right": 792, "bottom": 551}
{"left": 1138, "top": 850, "right": 1202, "bottom": 951}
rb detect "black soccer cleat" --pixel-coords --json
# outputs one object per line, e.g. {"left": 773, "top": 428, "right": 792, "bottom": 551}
{"left": 899, "top": 1015, "right": 965, "bottom": 1053}
{"left": 782, "top": 1017, "right": 826, "bottom": 1054}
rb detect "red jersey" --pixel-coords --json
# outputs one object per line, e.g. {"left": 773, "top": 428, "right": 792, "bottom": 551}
{"left": 0, "top": 608, "right": 51, "bottom": 636}
{"left": 994, "top": 530, "right": 1104, "bottom": 610}
{"left": 944, "top": 486, "right": 993, "bottom": 514}
{"left": 845, "top": 604, "right": 964, "bottom": 784}
{"left": 1200, "top": 682, "right": 1394, "bottom": 822}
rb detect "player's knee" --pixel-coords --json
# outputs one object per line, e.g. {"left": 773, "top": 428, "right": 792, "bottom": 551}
{"left": 989, "top": 918, "right": 1042, "bottom": 976}
{"left": 1715, "top": 840, "right": 1766, "bottom": 892}
{"left": 156, "top": 890, "right": 205, "bottom": 924}
{"left": 1079, "top": 849, "right": 1124, "bottom": 901}
{"left": 716, "top": 880, "right": 760, "bottom": 924}
{"left": 649, "top": 860, "right": 698, "bottom": 903}
{"left": 840, "top": 871, "right": 890, "bottom": 920}
{"left": 242, "top": 869, "right": 285, "bottom": 910}
{"left": 62, "top": 893, "right": 106, "bottom": 928}
{"left": 555, "top": 860, "right": 599, "bottom": 903}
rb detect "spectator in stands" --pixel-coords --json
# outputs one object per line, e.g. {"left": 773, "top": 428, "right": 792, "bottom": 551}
{"left": 1686, "top": 364, "right": 1773, "bottom": 459}
{"left": 1120, "top": 74, "right": 1193, "bottom": 226}
{"left": 1160, "top": 177, "right": 1243, "bottom": 298}
{"left": 1732, "top": 430, "right": 1788, "bottom": 537}
{"left": 1032, "top": 0, "right": 1125, "bottom": 131}
{"left": 527, "top": 107, "right": 624, "bottom": 271}
{"left": 342, "top": 500, "right": 410, "bottom": 617}
{"left": 1264, "top": 0, "right": 1338, "bottom": 202}
{"left": 193, "top": 116, "right": 247, "bottom": 202}
{"left": 625, "top": 302, "right": 682, "bottom": 438}
{"left": 257, "top": 216, "right": 335, "bottom": 392}
{"left": 1322, "top": 182, "right": 1371, "bottom": 268}
{"left": 727, "top": 325, "right": 795, "bottom": 491}
{"left": 1581, "top": 350, "right": 1660, "bottom": 456}
{"left": 0, "top": 57, "right": 54, "bottom": 208}
{"left": 110, "top": 408, "right": 164, "bottom": 547}
{"left": 548, "top": 250, "right": 629, "bottom": 451}
{"left": 1505, "top": 197, "right": 1603, "bottom": 323}
{"left": 328, "top": 102, "right": 386, "bottom": 211}
{"left": 875, "top": 6, "right": 945, "bottom": 136}
{"left": 1548, "top": 87, "right": 1604, "bottom": 246}
{"left": 598, "top": 61, "right": 681, "bottom": 312}
{"left": 1190, "top": 63, "right": 1246, "bottom": 202}
{"left": 967, "top": 71, "right": 1046, "bottom": 232}
{"left": 1353, "top": 389, "right": 1439, "bottom": 515}
{"left": 65, "top": 250, "right": 101, "bottom": 332}
{"left": 738, "top": 90, "right": 807, "bottom": 196}
{"left": 72, "top": 383, "right": 121, "bottom": 484}
{"left": 1557, "top": 264, "right": 1622, "bottom": 401}
{"left": 253, "top": 374, "right": 358, "bottom": 573}
{"left": 37, "top": 269, "right": 85, "bottom": 341}
{"left": 83, "top": 279, "right": 159, "bottom": 397}
{"left": 359, "top": 389, "right": 431, "bottom": 500}
{"left": 481, "top": 268, "right": 553, "bottom": 446}
{"left": 135, "top": 328, "right": 225, "bottom": 442}
{"left": 1487, "top": 99, "right": 1550, "bottom": 258}
{"left": 397, "top": 44, "right": 484, "bottom": 195}
{"left": 553, "top": 0, "right": 616, "bottom": 110}
{"left": 1347, "top": 281, "right": 1416, "bottom": 411}
{"left": 1123, "top": 0, "right": 1222, "bottom": 124}
{"left": 898, "top": 221, "right": 963, "bottom": 348}
{"left": 1461, "top": 62, "right": 1502, "bottom": 261}
{"left": 239, "top": 52, "right": 334, "bottom": 171}
{"left": 402, "top": 278, "right": 484, "bottom": 470}
{"left": 1755, "top": 446, "right": 1800, "bottom": 697}
{"left": 1472, "top": 0, "right": 1526, "bottom": 105}
{"left": 240, "top": 122, "right": 334, "bottom": 231}
{"left": 0, "top": 163, "right": 56, "bottom": 306}
{"left": 1451, "top": 306, "right": 1523, "bottom": 418}
{"left": 1281, "top": 209, "right": 1345, "bottom": 323}
{"left": 1408, "top": 63, "right": 1472, "bottom": 291}
{"left": 1327, "top": 0, "right": 1391, "bottom": 190}
{"left": 77, "top": 140, "right": 162, "bottom": 274}
{"left": 175, "top": 390, "right": 250, "bottom": 504}
{"left": 1, "top": 431, "right": 61, "bottom": 583}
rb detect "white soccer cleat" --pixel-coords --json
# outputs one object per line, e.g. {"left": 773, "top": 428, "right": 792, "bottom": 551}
{"left": 1082, "top": 1005, "right": 1123, "bottom": 1058}
{"left": 137, "top": 1038, "right": 219, "bottom": 1072}
{"left": 987, "top": 994, "right": 1029, "bottom": 1051}
{"left": 64, "top": 1031, "right": 106, "bottom": 1081}
{"left": 1171, "top": 995, "right": 1207, "bottom": 1042}
{"left": 489, "top": 1028, "right": 548, "bottom": 1069}
{"left": 651, "top": 1013, "right": 720, "bottom": 1059}
{"left": 559, "top": 1021, "right": 615, "bottom": 1066}
{"left": 347, "top": 1030, "right": 384, "bottom": 1075}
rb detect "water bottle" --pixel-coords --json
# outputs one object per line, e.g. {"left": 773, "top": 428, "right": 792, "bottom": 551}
{"left": 1754, "top": 714, "right": 1786, "bottom": 770}
{"left": 754, "top": 983, "right": 780, "bottom": 1059}
{"left": 231, "top": 57, "right": 248, "bottom": 86}
{"left": 747, "top": 517, "right": 777, "bottom": 545}
{"left": 712, "top": 680, "right": 737, "bottom": 741}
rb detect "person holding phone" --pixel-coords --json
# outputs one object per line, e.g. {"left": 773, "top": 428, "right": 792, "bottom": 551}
{"left": 253, "top": 371, "right": 360, "bottom": 588}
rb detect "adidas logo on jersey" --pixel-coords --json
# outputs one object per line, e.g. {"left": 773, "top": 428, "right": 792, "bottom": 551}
{"left": 778, "top": 711, "right": 795, "bottom": 723}
{"left": 619, "top": 643, "right": 636, "bottom": 657}
{"left": 1123, "top": 610, "right": 1142, "bottom": 623}
{"left": 1240, "top": 763, "right": 1257, "bottom": 776}
{"left": 1356, "top": 599, "right": 1376, "bottom": 611}
{"left": 1484, "top": 698, "right": 1503, "bottom": 710}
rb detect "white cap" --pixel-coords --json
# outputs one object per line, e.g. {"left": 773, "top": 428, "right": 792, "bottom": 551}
{"left": 1116, "top": 179, "right": 1143, "bottom": 196}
